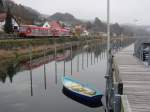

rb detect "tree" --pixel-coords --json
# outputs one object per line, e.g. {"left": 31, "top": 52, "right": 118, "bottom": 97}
{"left": 86, "top": 21, "right": 92, "bottom": 30}
{"left": 4, "top": 7, "right": 13, "bottom": 33}
{"left": 0, "top": 0, "right": 5, "bottom": 12}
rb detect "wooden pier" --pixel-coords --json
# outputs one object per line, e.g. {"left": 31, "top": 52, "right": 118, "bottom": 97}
{"left": 113, "top": 44, "right": 150, "bottom": 112}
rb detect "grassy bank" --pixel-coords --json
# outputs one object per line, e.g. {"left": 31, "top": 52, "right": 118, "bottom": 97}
{"left": 0, "top": 37, "right": 103, "bottom": 68}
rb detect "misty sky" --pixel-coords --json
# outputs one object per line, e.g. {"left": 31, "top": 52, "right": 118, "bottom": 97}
{"left": 13, "top": 0, "right": 149, "bottom": 25}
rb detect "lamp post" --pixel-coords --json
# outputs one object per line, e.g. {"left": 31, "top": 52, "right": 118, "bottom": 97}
{"left": 105, "top": 0, "right": 112, "bottom": 111}
{"left": 107, "top": 0, "right": 110, "bottom": 56}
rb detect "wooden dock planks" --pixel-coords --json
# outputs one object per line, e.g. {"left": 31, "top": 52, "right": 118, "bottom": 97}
{"left": 114, "top": 44, "right": 150, "bottom": 112}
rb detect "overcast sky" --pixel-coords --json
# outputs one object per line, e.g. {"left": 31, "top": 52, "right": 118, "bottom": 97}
{"left": 13, "top": 0, "right": 149, "bottom": 25}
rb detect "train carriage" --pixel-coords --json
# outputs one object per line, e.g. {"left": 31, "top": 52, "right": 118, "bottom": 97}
{"left": 19, "top": 25, "right": 52, "bottom": 37}
{"left": 19, "top": 25, "right": 72, "bottom": 37}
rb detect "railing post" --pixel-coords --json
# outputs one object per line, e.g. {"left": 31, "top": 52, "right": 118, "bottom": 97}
{"left": 148, "top": 49, "right": 150, "bottom": 66}
{"left": 114, "top": 94, "right": 121, "bottom": 112}
{"left": 118, "top": 83, "right": 123, "bottom": 95}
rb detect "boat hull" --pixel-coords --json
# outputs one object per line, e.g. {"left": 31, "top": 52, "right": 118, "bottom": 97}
{"left": 62, "top": 76, "right": 103, "bottom": 107}
{"left": 63, "top": 87, "right": 102, "bottom": 107}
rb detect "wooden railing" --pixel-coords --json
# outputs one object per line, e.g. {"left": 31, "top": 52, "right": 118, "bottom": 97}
{"left": 121, "top": 95, "right": 132, "bottom": 112}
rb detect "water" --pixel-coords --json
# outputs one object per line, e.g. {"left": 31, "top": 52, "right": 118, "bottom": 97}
{"left": 0, "top": 43, "right": 108, "bottom": 112}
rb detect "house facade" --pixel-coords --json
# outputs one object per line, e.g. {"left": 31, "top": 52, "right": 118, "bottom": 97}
{"left": 42, "top": 21, "right": 51, "bottom": 28}
{"left": 0, "top": 13, "right": 19, "bottom": 32}
{"left": 0, "top": 13, "right": 6, "bottom": 32}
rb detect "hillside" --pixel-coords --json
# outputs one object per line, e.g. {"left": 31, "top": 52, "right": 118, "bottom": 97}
{"left": 48, "top": 13, "right": 126, "bottom": 35}
{"left": 47, "top": 12, "right": 82, "bottom": 25}
{"left": 1, "top": 0, "right": 149, "bottom": 36}
{"left": 2, "top": 0, "right": 44, "bottom": 24}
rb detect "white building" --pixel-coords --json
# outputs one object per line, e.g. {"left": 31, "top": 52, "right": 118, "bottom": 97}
{"left": 0, "top": 13, "right": 6, "bottom": 32}
{"left": 42, "top": 21, "right": 51, "bottom": 28}
{"left": 81, "top": 30, "right": 89, "bottom": 36}
{"left": 0, "top": 13, "right": 19, "bottom": 32}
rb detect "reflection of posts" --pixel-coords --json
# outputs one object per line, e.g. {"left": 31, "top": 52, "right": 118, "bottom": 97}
{"left": 87, "top": 48, "right": 89, "bottom": 68}
{"left": 82, "top": 47, "right": 84, "bottom": 70}
{"left": 91, "top": 45, "right": 93, "bottom": 65}
{"left": 29, "top": 46, "right": 33, "bottom": 96}
{"left": 63, "top": 44, "right": 66, "bottom": 76}
{"left": 30, "top": 69, "right": 33, "bottom": 96}
{"left": 94, "top": 46, "right": 95, "bottom": 64}
{"left": 77, "top": 44, "right": 80, "bottom": 72}
{"left": 70, "top": 44, "right": 73, "bottom": 75}
{"left": 43, "top": 48, "right": 47, "bottom": 90}
{"left": 44, "top": 63, "right": 47, "bottom": 90}
{"left": 54, "top": 39, "right": 57, "bottom": 84}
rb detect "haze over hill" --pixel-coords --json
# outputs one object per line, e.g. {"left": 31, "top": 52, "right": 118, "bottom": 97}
{"left": 1, "top": 0, "right": 150, "bottom": 36}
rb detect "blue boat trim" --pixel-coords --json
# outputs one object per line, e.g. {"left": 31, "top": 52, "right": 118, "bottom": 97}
{"left": 62, "top": 76, "right": 103, "bottom": 97}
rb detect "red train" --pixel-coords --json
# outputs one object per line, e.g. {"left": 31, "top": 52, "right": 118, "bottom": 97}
{"left": 18, "top": 25, "right": 71, "bottom": 37}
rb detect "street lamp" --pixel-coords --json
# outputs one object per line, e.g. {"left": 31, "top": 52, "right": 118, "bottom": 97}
{"left": 105, "top": 0, "right": 111, "bottom": 111}
{"left": 107, "top": 0, "right": 110, "bottom": 56}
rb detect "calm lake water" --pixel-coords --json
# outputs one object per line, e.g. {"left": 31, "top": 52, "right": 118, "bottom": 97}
{"left": 0, "top": 43, "right": 109, "bottom": 112}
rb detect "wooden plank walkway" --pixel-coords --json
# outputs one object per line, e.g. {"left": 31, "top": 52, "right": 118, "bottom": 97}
{"left": 114, "top": 44, "right": 150, "bottom": 112}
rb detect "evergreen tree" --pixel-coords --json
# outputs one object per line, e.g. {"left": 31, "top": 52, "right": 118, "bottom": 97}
{"left": 4, "top": 7, "right": 13, "bottom": 33}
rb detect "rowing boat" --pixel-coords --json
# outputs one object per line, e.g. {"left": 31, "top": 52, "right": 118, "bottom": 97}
{"left": 62, "top": 76, "right": 103, "bottom": 105}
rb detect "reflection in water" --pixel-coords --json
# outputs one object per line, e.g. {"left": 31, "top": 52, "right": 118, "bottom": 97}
{"left": 30, "top": 69, "right": 33, "bottom": 96}
{"left": 82, "top": 48, "right": 84, "bottom": 70}
{"left": 30, "top": 45, "right": 33, "bottom": 96}
{"left": 44, "top": 63, "right": 47, "bottom": 90}
{"left": 87, "top": 48, "right": 89, "bottom": 68}
{"left": 0, "top": 41, "right": 110, "bottom": 84}
{"left": 44, "top": 48, "right": 47, "bottom": 90}
{"left": 63, "top": 44, "right": 66, "bottom": 76}
{"left": 55, "top": 44, "right": 57, "bottom": 84}
{"left": 70, "top": 44, "right": 73, "bottom": 75}
{"left": 0, "top": 40, "right": 125, "bottom": 112}
{"left": 0, "top": 40, "right": 120, "bottom": 85}
{"left": 77, "top": 45, "right": 80, "bottom": 72}
{"left": 0, "top": 62, "right": 19, "bottom": 83}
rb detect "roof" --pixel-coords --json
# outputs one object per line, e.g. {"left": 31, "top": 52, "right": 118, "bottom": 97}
{"left": 0, "top": 13, "right": 6, "bottom": 22}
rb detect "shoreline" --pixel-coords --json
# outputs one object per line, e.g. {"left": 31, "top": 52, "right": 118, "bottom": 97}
{"left": 0, "top": 38, "right": 103, "bottom": 73}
